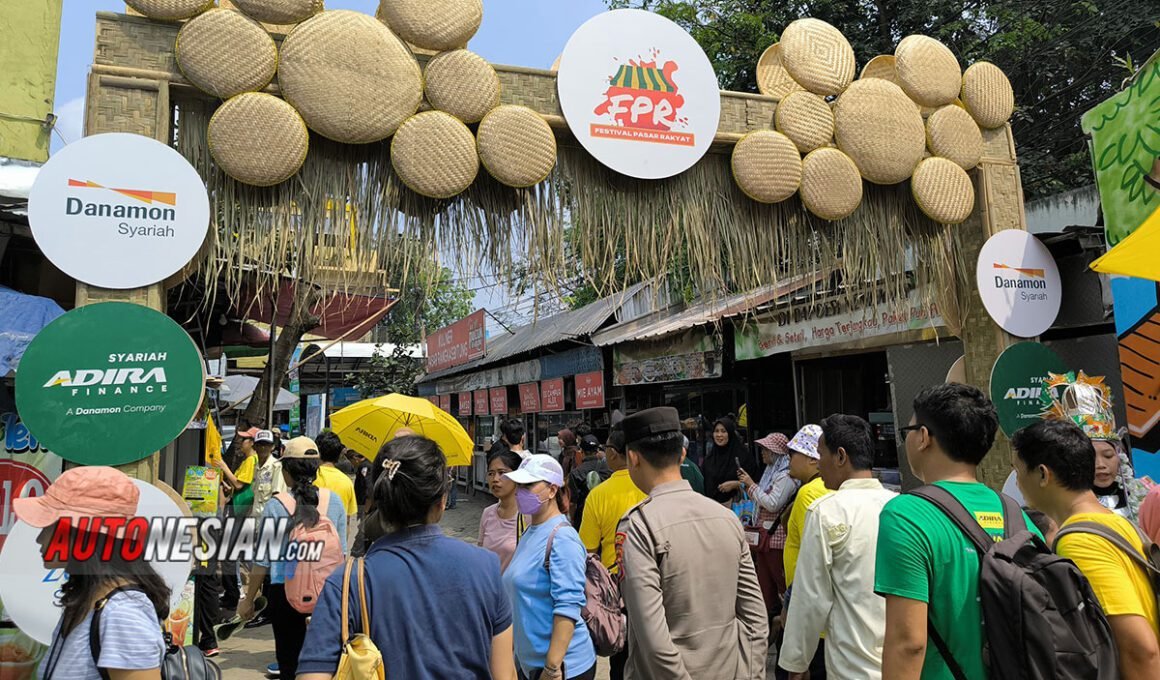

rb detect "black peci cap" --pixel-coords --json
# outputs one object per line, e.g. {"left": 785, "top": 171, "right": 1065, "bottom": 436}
{"left": 580, "top": 434, "right": 601, "bottom": 452}
{"left": 622, "top": 407, "right": 681, "bottom": 445}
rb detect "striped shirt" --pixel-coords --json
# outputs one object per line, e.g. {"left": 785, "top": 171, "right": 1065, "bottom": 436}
{"left": 39, "top": 590, "right": 165, "bottom": 680}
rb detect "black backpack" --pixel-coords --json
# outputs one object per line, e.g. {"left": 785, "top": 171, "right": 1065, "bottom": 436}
{"left": 90, "top": 586, "right": 222, "bottom": 680}
{"left": 910, "top": 486, "right": 1118, "bottom": 680}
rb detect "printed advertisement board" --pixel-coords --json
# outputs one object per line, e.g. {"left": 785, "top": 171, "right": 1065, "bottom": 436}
{"left": 541, "top": 378, "right": 565, "bottom": 412}
{"left": 575, "top": 371, "right": 606, "bottom": 410}
{"left": 519, "top": 382, "right": 541, "bottom": 413}
{"left": 426, "top": 310, "right": 486, "bottom": 373}
{"left": 975, "top": 230, "right": 1062, "bottom": 338}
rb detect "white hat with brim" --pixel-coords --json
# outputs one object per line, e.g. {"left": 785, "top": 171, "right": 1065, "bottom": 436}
{"left": 504, "top": 453, "right": 564, "bottom": 487}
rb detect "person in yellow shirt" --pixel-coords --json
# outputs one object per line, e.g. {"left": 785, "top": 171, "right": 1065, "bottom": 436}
{"left": 783, "top": 424, "right": 831, "bottom": 587}
{"left": 314, "top": 431, "right": 359, "bottom": 552}
{"left": 1013, "top": 419, "right": 1160, "bottom": 678}
{"left": 578, "top": 423, "right": 645, "bottom": 680}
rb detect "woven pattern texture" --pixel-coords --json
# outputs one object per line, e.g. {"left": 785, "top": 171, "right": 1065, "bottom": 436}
{"left": 776, "top": 91, "right": 834, "bottom": 154}
{"left": 278, "top": 10, "right": 422, "bottom": 144}
{"left": 756, "top": 44, "right": 805, "bottom": 100}
{"left": 229, "top": 0, "right": 323, "bottom": 25}
{"left": 425, "top": 49, "right": 501, "bottom": 124}
{"left": 376, "top": 0, "right": 483, "bottom": 51}
{"left": 800, "top": 147, "right": 863, "bottom": 220}
{"left": 176, "top": 9, "right": 278, "bottom": 99}
{"left": 926, "top": 104, "right": 983, "bottom": 170}
{"left": 731, "top": 131, "right": 802, "bottom": 204}
{"left": 911, "top": 157, "right": 974, "bottom": 224}
{"left": 779, "top": 18, "right": 855, "bottom": 96}
{"left": 895, "top": 35, "right": 961, "bottom": 107}
{"left": 476, "top": 105, "right": 557, "bottom": 188}
{"left": 860, "top": 55, "right": 898, "bottom": 84}
{"left": 834, "top": 78, "right": 925, "bottom": 184}
{"left": 125, "top": 0, "right": 214, "bottom": 20}
{"left": 392, "top": 111, "right": 479, "bottom": 198}
{"left": 208, "top": 92, "right": 309, "bottom": 186}
{"left": 961, "top": 62, "right": 1015, "bottom": 129}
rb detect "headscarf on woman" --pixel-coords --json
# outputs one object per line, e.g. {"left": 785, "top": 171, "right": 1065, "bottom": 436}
{"left": 702, "top": 416, "right": 759, "bottom": 504}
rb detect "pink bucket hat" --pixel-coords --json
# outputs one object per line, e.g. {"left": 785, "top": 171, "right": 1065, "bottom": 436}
{"left": 788, "top": 425, "right": 823, "bottom": 460}
{"left": 13, "top": 466, "right": 139, "bottom": 529}
{"left": 755, "top": 432, "right": 790, "bottom": 455}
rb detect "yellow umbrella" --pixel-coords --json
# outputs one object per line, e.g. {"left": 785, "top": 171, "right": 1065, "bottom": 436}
{"left": 1091, "top": 205, "right": 1160, "bottom": 282}
{"left": 329, "top": 393, "right": 474, "bottom": 466}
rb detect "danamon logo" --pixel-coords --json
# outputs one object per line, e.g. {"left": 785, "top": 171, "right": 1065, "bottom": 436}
{"left": 68, "top": 179, "right": 177, "bottom": 206}
{"left": 992, "top": 263, "right": 1047, "bottom": 290}
{"left": 592, "top": 48, "right": 694, "bottom": 147}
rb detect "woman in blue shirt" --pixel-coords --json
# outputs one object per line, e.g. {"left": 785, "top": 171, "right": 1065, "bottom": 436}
{"left": 503, "top": 455, "right": 597, "bottom": 680}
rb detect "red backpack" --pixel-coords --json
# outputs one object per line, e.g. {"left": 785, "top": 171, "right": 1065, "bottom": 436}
{"left": 544, "top": 523, "right": 626, "bottom": 656}
{"left": 275, "top": 491, "right": 345, "bottom": 614}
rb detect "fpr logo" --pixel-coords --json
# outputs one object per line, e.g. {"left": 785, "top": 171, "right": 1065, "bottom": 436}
{"left": 591, "top": 48, "right": 695, "bottom": 147}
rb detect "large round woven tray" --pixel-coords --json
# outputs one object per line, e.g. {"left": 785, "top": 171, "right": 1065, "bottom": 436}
{"left": 756, "top": 44, "right": 805, "bottom": 100}
{"left": 125, "top": 0, "right": 214, "bottom": 20}
{"left": 208, "top": 93, "right": 309, "bottom": 186}
{"left": 731, "top": 131, "right": 802, "bottom": 204}
{"left": 775, "top": 91, "right": 834, "bottom": 154}
{"left": 912, "top": 156, "right": 975, "bottom": 224}
{"left": 961, "top": 62, "right": 1015, "bottom": 129}
{"left": 834, "top": 78, "right": 925, "bottom": 184}
{"left": 229, "top": 0, "right": 323, "bottom": 25}
{"left": 895, "top": 35, "right": 961, "bottom": 108}
{"left": 425, "top": 49, "right": 501, "bottom": 124}
{"left": 376, "top": 0, "right": 483, "bottom": 51}
{"left": 392, "top": 111, "right": 479, "bottom": 198}
{"left": 800, "top": 147, "right": 862, "bottom": 220}
{"left": 779, "top": 19, "right": 855, "bottom": 97}
{"left": 476, "top": 105, "right": 557, "bottom": 189}
{"left": 860, "top": 55, "right": 899, "bottom": 84}
{"left": 176, "top": 9, "right": 278, "bottom": 99}
{"left": 926, "top": 104, "right": 983, "bottom": 170}
{"left": 279, "top": 10, "right": 423, "bottom": 144}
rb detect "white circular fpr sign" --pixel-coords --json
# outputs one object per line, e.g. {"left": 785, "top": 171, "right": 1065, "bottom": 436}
{"left": 28, "top": 133, "right": 210, "bottom": 289}
{"left": 976, "top": 230, "right": 1061, "bottom": 338}
{"left": 557, "top": 9, "right": 722, "bottom": 180}
{"left": 0, "top": 480, "right": 192, "bottom": 644}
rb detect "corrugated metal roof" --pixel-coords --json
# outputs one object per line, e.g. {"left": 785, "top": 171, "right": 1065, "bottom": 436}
{"left": 591, "top": 272, "right": 827, "bottom": 347}
{"left": 417, "top": 281, "right": 649, "bottom": 383}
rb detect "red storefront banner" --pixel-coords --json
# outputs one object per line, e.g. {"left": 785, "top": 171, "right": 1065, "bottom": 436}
{"left": 458, "top": 391, "right": 473, "bottom": 417}
{"left": 427, "top": 396, "right": 440, "bottom": 406}
{"left": 439, "top": 394, "right": 452, "bottom": 412}
{"left": 490, "top": 387, "right": 509, "bottom": 415}
{"left": 575, "top": 371, "right": 606, "bottom": 410}
{"left": 519, "top": 382, "right": 541, "bottom": 413}
{"left": 425, "top": 309, "right": 486, "bottom": 373}
{"left": 474, "top": 389, "right": 490, "bottom": 416}
{"left": 541, "top": 378, "right": 565, "bottom": 412}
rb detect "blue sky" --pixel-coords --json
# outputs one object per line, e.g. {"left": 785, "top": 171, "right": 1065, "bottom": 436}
{"left": 51, "top": 0, "right": 609, "bottom": 323}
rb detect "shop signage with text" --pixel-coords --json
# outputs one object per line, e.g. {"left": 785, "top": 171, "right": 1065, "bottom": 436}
{"left": 976, "top": 230, "right": 1062, "bottom": 338}
{"left": 426, "top": 309, "right": 487, "bottom": 373}
{"left": 575, "top": 371, "right": 606, "bottom": 409}
{"left": 614, "top": 330, "right": 722, "bottom": 386}
{"left": 474, "top": 389, "right": 490, "bottom": 416}
{"left": 489, "top": 387, "right": 508, "bottom": 415}
{"left": 990, "top": 342, "right": 1069, "bottom": 438}
{"left": 519, "top": 383, "right": 541, "bottom": 413}
{"left": 440, "top": 394, "right": 452, "bottom": 413}
{"left": 541, "top": 378, "right": 565, "bottom": 412}
{"left": 458, "top": 391, "right": 472, "bottom": 417}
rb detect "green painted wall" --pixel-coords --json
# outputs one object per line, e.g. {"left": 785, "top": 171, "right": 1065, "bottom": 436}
{"left": 0, "top": 0, "right": 64, "bottom": 162}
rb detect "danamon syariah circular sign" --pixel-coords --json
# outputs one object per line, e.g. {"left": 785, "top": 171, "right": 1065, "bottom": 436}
{"left": 28, "top": 133, "right": 210, "bottom": 289}
{"left": 557, "top": 9, "right": 722, "bottom": 180}
{"left": 15, "top": 302, "right": 205, "bottom": 466}
{"left": 976, "top": 230, "right": 1062, "bottom": 338}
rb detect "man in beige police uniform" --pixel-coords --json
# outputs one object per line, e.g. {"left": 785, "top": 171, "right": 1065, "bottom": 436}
{"left": 616, "top": 407, "right": 769, "bottom": 680}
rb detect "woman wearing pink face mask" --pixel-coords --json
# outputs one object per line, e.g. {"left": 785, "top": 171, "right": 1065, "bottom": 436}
{"left": 501, "top": 455, "right": 597, "bottom": 680}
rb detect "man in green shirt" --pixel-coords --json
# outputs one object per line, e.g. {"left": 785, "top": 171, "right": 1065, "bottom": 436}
{"left": 876, "top": 383, "right": 1042, "bottom": 680}
{"left": 680, "top": 435, "right": 705, "bottom": 494}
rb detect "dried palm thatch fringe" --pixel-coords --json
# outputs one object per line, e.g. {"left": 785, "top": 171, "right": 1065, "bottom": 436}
{"left": 174, "top": 95, "right": 960, "bottom": 325}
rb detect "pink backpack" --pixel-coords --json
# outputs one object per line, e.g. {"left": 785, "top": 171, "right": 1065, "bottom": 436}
{"left": 545, "top": 523, "right": 626, "bottom": 656}
{"left": 275, "top": 491, "right": 345, "bottom": 614}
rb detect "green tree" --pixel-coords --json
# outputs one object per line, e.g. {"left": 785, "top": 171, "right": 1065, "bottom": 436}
{"left": 349, "top": 344, "right": 424, "bottom": 398}
{"left": 377, "top": 266, "right": 475, "bottom": 345}
{"left": 609, "top": 0, "right": 1160, "bottom": 199}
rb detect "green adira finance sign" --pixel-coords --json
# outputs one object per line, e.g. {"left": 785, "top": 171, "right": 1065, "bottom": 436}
{"left": 15, "top": 302, "right": 205, "bottom": 466}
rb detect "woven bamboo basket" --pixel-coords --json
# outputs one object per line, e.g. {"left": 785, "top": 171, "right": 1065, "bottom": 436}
{"left": 476, "top": 105, "right": 557, "bottom": 189}
{"left": 125, "top": 0, "right": 214, "bottom": 20}
{"left": 208, "top": 92, "right": 309, "bottom": 186}
{"left": 731, "top": 130, "right": 802, "bottom": 204}
{"left": 278, "top": 10, "right": 423, "bottom": 144}
{"left": 392, "top": 111, "right": 479, "bottom": 198}
{"left": 779, "top": 19, "right": 856, "bottom": 97}
{"left": 895, "top": 35, "right": 961, "bottom": 108}
{"left": 425, "top": 50, "right": 501, "bottom": 124}
{"left": 756, "top": 44, "right": 805, "bottom": 100}
{"left": 911, "top": 156, "right": 974, "bottom": 224}
{"left": 800, "top": 147, "right": 863, "bottom": 220}
{"left": 926, "top": 104, "right": 983, "bottom": 170}
{"left": 376, "top": 0, "right": 483, "bottom": 51}
{"left": 834, "top": 78, "right": 925, "bottom": 185}
{"left": 961, "top": 62, "right": 1015, "bottom": 129}
{"left": 176, "top": 9, "right": 278, "bottom": 99}
{"left": 775, "top": 91, "right": 834, "bottom": 154}
{"left": 860, "top": 55, "right": 899, "bottom": 84}
{"left": 229, "top": 0, "right": 323, "bottom": 25}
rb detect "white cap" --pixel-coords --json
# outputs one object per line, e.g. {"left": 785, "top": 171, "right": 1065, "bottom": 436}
{"left": 504, "top": 454, "right": 564, "bottom": 487}
{"left": 255, "top": 429, "right": 275, "bottom": 444}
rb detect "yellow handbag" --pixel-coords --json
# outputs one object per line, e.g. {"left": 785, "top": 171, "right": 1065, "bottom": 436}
{"left": 335, "top": 557, "right": 385, "bottom": 680}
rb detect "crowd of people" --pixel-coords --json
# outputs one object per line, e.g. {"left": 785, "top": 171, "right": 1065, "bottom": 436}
{"left": 16, "top": 380, "right": 1160, "bottom": 680}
